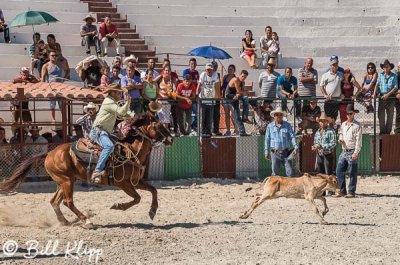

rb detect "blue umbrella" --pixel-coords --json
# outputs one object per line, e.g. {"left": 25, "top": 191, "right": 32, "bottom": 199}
{"left": 187, "top": 45, "right": 232, "bottom": 60}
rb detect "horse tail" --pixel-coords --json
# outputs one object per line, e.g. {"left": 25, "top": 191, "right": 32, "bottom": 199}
{"left": 0, "top": 153, "right": 48, "bottom": 192}
{"left": 245, "top": 177, "right": 270, "bottom": 192}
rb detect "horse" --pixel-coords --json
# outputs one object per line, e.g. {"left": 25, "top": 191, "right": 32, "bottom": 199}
{"left": 0, "top": 112, "right": 173, "bottom": 229}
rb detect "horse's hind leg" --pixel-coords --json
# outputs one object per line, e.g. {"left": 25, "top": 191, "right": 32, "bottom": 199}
{"left": 50, "top": 184, "right": 70, "bottom": 226}
{"left": 61, "top": 179, "right": 94, "bottom": 229}
{"left": 136, "top": 179, "right": 158, "bottom": 220}
{"left": 111, "top": 181, "right": 141, "bottom": 211}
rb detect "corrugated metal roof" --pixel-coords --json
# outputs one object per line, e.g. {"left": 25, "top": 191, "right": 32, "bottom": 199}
{"left": 0, "top": 82, "right": 105, "bottom": 100}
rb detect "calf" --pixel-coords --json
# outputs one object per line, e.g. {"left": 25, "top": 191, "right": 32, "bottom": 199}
{"left": 239, "top": 173, "right": 340, "bottom": 224}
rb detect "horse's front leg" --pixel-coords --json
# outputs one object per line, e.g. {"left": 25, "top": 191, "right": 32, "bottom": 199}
{"left": 136, "top": 179, "right": 158, "bottom": 220}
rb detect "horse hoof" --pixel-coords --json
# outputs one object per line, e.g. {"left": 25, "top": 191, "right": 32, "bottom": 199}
{"left": 149, "top": 210, "right": 156, "bottom": 220}
{"left": 110, "top": 203, "right": 119, "bottom": 210}
{"left": 81, "top": 222, "right": 96, "bottom": 229}
{"left": 239, "top": 214, "right": 248, "bottom": 219}
{"left": 61, "top": 221, "right": 71, "bottom": 226}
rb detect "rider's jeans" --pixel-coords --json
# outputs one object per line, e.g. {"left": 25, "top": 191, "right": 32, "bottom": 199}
{"left": 89, "top": 128, "right": 114, "bottom": 172}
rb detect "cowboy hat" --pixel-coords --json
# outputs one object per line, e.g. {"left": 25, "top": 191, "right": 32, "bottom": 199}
{"left": 318, "top": 112, "right": 329, "bottom": 121}
{"left": 267, "top": 57, "right": 276, "bottom": 66}
{"left": 149, "top": 100, "right": 162, "bottom": 113}
{"left": 103, "top": 83, "right": 127, "bottom": 94}
{"left": 25, "top": 125, "right": 42, "bottom": 132}
{"left": 346, "top": 104, "right": 359, "bottom": 114}
{"left": 123, "top": 54, "right": 137, "bottom": 65}
{"left": 83, "top": 14, "right": 96, "bottom": 22}
{"left": 51, "top": 126, "right": 63, "bottom": 132}
{"left": 380, "top": 59, "right": 394, "bottom": 70}
{"left": 83, "top": 102, "right": 99, "bottom": 113}
{"left": 270, "top": 106, "right": 287, "bottom": 117}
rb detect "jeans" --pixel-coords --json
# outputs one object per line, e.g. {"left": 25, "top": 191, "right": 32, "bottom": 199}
{"left": 177, "top": 108, "right": 192, "bottom": 135}
{"left": 336, "top": 151, "right": 358, "bottom": 195}
{"left": 396, "top": 100, "right": 400, "bottom": 129}
{"left": 201, "top": 103, "right": 214, "bottom": 135}
{"left": 89, "top": 128, "right": 114, "bottom": 172}
{"left": 191, "top": 101, "right": 198, "bottom": 130}
{"left": 271, "top": 151, "right": 294, "bottom": 177}
{"left": 0, "top": 25, "right": 10, "bottom": 43}
{"left": 316, "top": 154, "right": 334, "bottom": 175}
{"left": 324, "top": 100, "right": 339, "bottom": 121}
{"left": 82, "top": 35, "right": 102, "bottom": 54}
{"left": 231, "top": 100, "right": 246, "bottom": 134}
{"left": 278, "top": 92, "right": 301, "bottom": 117}
{"left": 130, "top": 99, "right": 142, "bottom": 114}
{"left": 378, "top": 99, "right": 395, "bottom": 134}
{"left": 213, "top": 100, "right": 220, "bottom": 133}
{"left": 239, "top": 96, "right": 249, "bottom": 120}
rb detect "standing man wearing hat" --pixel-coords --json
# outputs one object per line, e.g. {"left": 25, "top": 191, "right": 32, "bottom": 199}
{"left": 197, "top": 63, "right": 220, "bottom": 138}
{"left": 99, "top": 16, "right": 120, "bottom": 57}
{"left": 120, "top": 54, "right": 141, "bottom": 78}
{"left": 258, "top": 58, "right": 280, "bottom": 103}
{"left": 313, "top": 113, "right": 336, "bottom": 175}
{"left": 336, "top": 104, "right": 362, "bottom": 198}
{"left": 89, "top": 84, "right": 131, "bottom": 183}
{"left": 25, "top": 126, "right": 48, "bottom": 156}
{"left": 373, "top": 59, "right": 398, "bottom": 135}
{"left": 320, "top": 56, "right": 343, "bottom": 122}
{"left": 264, "top": 107, "right": 299, "bottom": 177}
{"left": 76, "top": 102, "right": 99, "bottom": 138}
{"left": 80, "top": 14, "right": 102, "bottom": 56}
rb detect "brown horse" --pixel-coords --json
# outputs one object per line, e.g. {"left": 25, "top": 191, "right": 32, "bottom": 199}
{"left": 0, "top": 112, "right": 173, "bottom": 228}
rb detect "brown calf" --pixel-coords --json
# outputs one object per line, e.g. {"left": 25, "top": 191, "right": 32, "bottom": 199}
{"left": 239, "top": 173, "right": 340, "bottom": 224}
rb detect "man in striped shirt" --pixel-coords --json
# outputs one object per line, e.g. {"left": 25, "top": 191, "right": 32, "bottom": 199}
{"left": 76, "top": 102, "right": 99, "bottom": 138}
{"left": 264, "top": 107, "right": 298, "bottom": 177}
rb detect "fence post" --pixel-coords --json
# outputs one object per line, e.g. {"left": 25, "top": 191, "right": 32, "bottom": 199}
{"left": 373, "top": 97, "right": 377, "bottom": 175}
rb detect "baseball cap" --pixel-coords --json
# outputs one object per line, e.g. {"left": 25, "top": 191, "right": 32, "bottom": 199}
{"left": 330, "top": 55, "right": 339, "bottom": 64}
{"left": 205, "top": 63, "right": 213, "bottom": 70}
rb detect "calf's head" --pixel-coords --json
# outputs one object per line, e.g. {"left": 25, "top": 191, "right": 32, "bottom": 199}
{"left": 325, "top": 175, "right": 340, "bottom": 193}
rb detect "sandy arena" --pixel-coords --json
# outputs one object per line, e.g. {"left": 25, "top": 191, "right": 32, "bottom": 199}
{"left": 0, "top": 176, "right": 399, "bottom": 264}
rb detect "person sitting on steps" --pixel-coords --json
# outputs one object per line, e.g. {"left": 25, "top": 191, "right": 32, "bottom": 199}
{"left": 89, "top": 83, "right": 131, "bottom": 183}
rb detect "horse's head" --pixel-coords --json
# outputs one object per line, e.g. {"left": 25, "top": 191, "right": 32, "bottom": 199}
{"left": 126, "top": 111, "right": 174, "bottom": 146}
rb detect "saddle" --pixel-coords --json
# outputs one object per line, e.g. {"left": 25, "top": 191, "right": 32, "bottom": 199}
{"left": 71, "top": 138, "right": 102, "bottom": 165}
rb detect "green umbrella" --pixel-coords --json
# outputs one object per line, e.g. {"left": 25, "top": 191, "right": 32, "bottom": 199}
{"left": 8, "top": 11, "right": 59, "bottom": 32}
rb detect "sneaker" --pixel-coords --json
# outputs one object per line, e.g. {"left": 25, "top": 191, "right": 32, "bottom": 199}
{"left": 90, "top": 170, "right": 104, "bottom": 184}
{"left": 86, "top": 51, "right": 91, "bottom": 55}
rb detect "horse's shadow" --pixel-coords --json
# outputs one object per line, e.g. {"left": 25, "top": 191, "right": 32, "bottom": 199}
{"left": 98, "top": 220, "right": 251, "bottom": 230}
{"left": 356, "top": 193, "right": 400, "bottom": 199}
{"left": 303, "top": 221, "right": 377, "bottom": 227}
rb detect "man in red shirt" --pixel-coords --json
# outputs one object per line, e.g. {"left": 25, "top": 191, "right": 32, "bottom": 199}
{"left": 99, "top": 16, "right": 120, "bottom": 56}
{"left": 176, "top": 75, "right": 196, "bottom": 135}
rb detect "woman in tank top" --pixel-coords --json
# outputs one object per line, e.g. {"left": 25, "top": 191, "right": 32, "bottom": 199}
{"left": 158, "top": 66, "right": 176, "bottom": 128}
{"left": 142, "top": 70, "right": 159, "bottom": 111}
{"left": 359, "top": 62, "right": 378, "bottom": 113}
{"left": 339, "top": 68, "right": 362, "bottom": 123}
{"left": 222, "top": 64, "right": 237, "bottom": 136}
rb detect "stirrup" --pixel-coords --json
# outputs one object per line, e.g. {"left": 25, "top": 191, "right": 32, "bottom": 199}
{"left": 90, "top": 176, "right": 101, "bottom": 184}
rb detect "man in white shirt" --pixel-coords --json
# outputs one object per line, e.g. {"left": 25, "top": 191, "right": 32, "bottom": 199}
{"left": 196, "top": 63, "right": 220, "bottom": 137}
{"left": 260, "top": 26, "right": 273, "bottom": 68}
{"left": 336, "top": 104, "right": 362, "bottom": 198}
{"left": 320, "top": 57, "right": 343, "bottom": 122}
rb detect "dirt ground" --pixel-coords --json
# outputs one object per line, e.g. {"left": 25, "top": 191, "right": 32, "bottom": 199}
{"left": 0, "top": 176, "right": 399, "bottom": 265}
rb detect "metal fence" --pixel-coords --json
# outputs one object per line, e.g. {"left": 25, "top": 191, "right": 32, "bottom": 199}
{"left": 1, "top": 96, "right": 400, "bottom": 181}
